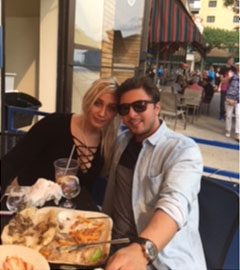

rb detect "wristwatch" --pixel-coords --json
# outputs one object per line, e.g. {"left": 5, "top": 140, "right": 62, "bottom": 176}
{"left": 131, "top": 237, "right": 158, "bottom": 264}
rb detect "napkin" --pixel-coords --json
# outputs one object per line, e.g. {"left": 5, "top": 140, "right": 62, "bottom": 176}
{"left": 27, "top": 178, "right": 63, "bottom": 207}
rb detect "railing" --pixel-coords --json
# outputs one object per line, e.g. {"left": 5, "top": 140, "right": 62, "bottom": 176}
{"left": 191, "top": 136, "right": 239, "bottom": 182}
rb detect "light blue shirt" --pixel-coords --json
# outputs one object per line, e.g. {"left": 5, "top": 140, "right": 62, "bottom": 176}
{"left": 103, "top": 122, "right": 207, "bottom": 270}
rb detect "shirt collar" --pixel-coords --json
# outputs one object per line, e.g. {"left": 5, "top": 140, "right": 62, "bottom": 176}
{"left": 122, "top": 120, "right": 170, "bottom": 146}
{"left": 143, "top": 121, "right": 170, "bottom": 146}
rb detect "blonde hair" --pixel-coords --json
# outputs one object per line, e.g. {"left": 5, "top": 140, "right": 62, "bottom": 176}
{"left": 81, "top": 77, "right": 120, "bottom": 172}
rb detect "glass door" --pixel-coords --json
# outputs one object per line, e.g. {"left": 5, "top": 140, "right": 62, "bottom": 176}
{"left": 59, "top": 0, "right": 146, "bottom": 113}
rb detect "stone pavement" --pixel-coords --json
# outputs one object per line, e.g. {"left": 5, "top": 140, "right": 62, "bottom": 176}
{"left": 163, "top": 92, "right": 239, "bottom": 183}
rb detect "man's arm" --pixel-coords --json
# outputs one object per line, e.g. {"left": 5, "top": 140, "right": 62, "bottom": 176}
{"left": 140, "top": 209, "right": 178, "bottom": 250}
{"left": 105, "top": 210, "right": 178, "bottom": 270}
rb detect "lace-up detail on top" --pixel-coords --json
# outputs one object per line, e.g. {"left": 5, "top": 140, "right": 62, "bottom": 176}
{"left": 73, "top": 136, "right": 98, "bottom": 173}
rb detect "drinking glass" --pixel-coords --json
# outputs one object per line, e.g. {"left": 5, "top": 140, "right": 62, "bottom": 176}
{"left": 6, "top": 186, "right": 29, "bottom": 212}
{"left": 58, "top": 175, "right": 81, "bottom": 208}
{"left": 54, "top": 158, "right": 79, "bottom": 184}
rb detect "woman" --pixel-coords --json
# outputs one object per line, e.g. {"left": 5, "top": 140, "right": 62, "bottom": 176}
{"left": 1, "top": 77, "right": 119, "bottom": 192}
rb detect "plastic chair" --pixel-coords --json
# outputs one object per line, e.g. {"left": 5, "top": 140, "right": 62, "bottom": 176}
{"left": 160, "top": 91, "right": 187, "bottom": 130}
{"left": 183, "top": 87, "right": 203, "bottom": 123}
{"left": 198, "top": 177, "right": 239, "bottom": 270}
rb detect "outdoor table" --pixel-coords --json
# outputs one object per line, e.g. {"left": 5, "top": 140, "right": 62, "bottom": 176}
{"left": 0, "top": 186, "right": 104, "bottom": 270}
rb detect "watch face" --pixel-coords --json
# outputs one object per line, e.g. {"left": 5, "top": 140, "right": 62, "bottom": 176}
{"left": 144, "top": 240, "right": 158, "bottom": 261}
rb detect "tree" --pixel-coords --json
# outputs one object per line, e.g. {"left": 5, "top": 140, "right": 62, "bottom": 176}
{"left": 223, "top": 0, "right": 239, "bottom": 13}
{"left": 223, "top": 0, "right": 235, "bottom": 7}
{"left": 203, "top": 27, "right": 239, "bottom": 51}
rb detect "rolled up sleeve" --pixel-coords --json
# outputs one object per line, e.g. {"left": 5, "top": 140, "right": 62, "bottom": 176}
{"left": 155, "top": 145, "right": 203, "bottom": 228}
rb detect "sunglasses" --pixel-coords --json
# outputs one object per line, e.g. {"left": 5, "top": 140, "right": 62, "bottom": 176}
{"left": 118, "top": 100, "right": 155, "bottom": 116}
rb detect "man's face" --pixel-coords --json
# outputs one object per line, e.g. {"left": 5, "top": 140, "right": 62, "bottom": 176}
{"left": 119, "top": 88, "right": 160, "bottom": 141}
{"left": 227, "top": 57, "right": 234, "bottom": 66}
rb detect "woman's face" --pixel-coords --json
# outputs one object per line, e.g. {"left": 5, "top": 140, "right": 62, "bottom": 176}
{"left": 88, "top": 92, "right": 117, "bottom": 129}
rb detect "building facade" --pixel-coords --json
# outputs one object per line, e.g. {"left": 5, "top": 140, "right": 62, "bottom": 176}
{"left": 189, "top": 0, "right": 239, "bottom": 30}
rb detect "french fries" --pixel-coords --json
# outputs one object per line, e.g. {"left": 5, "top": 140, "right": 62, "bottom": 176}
{"left": 1, "top": 256, "right": 33, "bottom": 270}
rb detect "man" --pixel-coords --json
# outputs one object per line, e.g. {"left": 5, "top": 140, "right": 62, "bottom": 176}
{"left": 207, "top": 65, "right": 216, "bottom": 85}
{"left": 188, "top": 76, "right": 204, "bottom": 93}
{"left": 103, "top": 76, "right": 206, "bottom": 270}
{"left": 219, "top": 56, "right": 235, "bottom": 120}
{"left": 225, "top": 64, "right": 240, "bottom": 141}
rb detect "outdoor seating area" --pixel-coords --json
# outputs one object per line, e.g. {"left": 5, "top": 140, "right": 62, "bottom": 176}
{"left": 0, "top": 0, "right": 239, "bottom": 269}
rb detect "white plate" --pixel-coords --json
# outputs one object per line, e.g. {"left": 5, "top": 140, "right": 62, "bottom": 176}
{"left": 0, "top": 244, "right": 50, "bottom": 270}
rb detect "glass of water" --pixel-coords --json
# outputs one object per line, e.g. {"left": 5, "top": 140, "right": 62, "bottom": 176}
{"left": 6, "top": 186, "right": 29, "bottom": 212}
{"left": 58, "top": 175, "right": 81, "bottom": 208}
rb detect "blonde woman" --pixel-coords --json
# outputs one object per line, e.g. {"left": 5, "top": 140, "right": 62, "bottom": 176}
{"left": 1, "top": 78, "right": 119, "bottom": 193}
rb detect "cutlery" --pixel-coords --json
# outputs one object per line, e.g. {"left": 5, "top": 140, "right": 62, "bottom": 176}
{"left": 59, "top": 237, "right": 131, "bottom": 252}
{"left": 0, "top": 210, "right": 15, "bottom": 215}
{"left": 86, "top": 216, "right": 109, "bottom": 220}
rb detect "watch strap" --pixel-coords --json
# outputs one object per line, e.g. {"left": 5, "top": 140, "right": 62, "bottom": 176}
{"left": 130, "top": 236, "right": 158, "bottom": 264}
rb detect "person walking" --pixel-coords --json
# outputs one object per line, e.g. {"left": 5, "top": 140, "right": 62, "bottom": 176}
{"left": 103, "top": 76, "right": 206, "bottom": 270}
{"left": 218, "top": 57, "right": 234, "bottom": 120}
{"left": 225, "top": 65, "right": 240, "bottom": 141}
{"left": 208, "top": 65, "right": 216, "bottom": 85}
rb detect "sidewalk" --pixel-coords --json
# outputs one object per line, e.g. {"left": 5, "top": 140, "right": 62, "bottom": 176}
{"left": 164, "top": 113, "right": 239, "bottom": 182}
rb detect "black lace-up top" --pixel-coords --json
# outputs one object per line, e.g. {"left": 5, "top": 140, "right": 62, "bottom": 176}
{"left": 72, "top": 136, "right": 99, "bottom": 174}
{"left": 1, "top": 113, "right": 104, "bottom": 193}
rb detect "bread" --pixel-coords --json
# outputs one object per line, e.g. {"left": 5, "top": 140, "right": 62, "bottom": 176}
{"left": 1, "top": 256, "right": 33, "bottom": 270}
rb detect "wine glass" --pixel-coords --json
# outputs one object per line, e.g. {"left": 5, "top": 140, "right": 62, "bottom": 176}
{"left": 58, "top": 175, "right": 81, "bottom": 208}
{"left": 6, "top": 186, "right": 29, "bottom": 212}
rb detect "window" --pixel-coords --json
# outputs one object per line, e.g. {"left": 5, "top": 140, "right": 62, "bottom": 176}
{"left": 208, "top": 1, "right": 217, "bottom": 7}
{"left": 233, "top": 16, "right": 239, "bottom": 23}
{"left": 207, "top": 16, "right": 215, "bottom": 23}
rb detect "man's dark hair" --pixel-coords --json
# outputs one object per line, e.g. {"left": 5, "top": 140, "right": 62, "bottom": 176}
{"left": 116, "top": 76, "right": 160, "bottom": 103}
{"left": 230, "top": 66, "right": 237, "bottom": 73}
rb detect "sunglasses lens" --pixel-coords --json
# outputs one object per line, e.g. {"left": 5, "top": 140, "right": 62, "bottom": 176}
{"left": 118, "top": 104, "right": 130, "bottom": 116}
{"left": 132, "top": 101, "right": 147, "bottom": 113}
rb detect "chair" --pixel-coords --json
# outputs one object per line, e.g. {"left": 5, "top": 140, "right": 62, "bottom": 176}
{"left": 160, "top": 91, "right": 187, "bottom": 130}
{"left": 160, "top": 85, "right": 174, "bottom": 93}
{"left": 2, "top": 105, "right": 49, "bottom": 155}
{"left": 198, "top": 177, "right": 239, "bottom": 270}
{"left": 183, "top": 87, "right": 203, "bottom": 123}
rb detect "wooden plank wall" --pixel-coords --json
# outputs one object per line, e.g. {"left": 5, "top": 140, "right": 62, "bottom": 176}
{"left": 113, "top": 34, "right": 141, "bottom": 83}
{"left": 100, "top": 0, "right": 143, "bottom": 83}
{"left": 101, "top": 0, "right": 115, "bottom": 78}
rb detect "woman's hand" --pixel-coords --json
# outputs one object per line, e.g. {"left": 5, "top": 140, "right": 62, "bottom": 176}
{"left": 105, "top": 243, "right": 148, "bottom": 270}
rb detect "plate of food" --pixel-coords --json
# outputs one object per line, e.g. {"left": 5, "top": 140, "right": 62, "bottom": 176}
{"left": 1, "top": 207, "right": 113, "bottom": 267}
{"left": 0, "top": 244, "right": 50, "bottom": 270}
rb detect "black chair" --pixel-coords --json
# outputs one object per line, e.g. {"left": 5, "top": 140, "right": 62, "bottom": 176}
{"left": 2, "top": 106, "right": 49, "bottom": 155}
{"left": 199, "top": 177, "right": 239, "bottom": 270}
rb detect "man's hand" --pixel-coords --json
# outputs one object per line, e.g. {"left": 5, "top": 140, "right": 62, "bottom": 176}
{"left": 105, "top": 243, "right": 148, "bottom": 270}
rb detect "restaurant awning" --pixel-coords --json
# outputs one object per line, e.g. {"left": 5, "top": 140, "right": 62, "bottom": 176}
{"left": 149, "top": 0, "right": 206, "bottom": 57}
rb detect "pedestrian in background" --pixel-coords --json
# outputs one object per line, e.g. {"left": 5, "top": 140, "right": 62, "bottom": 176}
{"left": 225, "top": 65, "right": 239, "bottom": 141}
{"left": 208, "top": 65, "right": 216, "bottom": 85}
{"left": 218, "top": 56, "right": 235, "bottom": 120}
